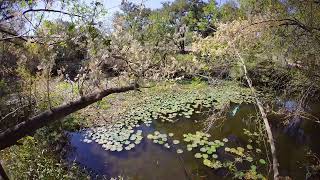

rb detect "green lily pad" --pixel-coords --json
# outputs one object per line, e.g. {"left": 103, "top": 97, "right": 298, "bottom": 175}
{"left": 246, "top": 156, "right": 253, "bottom": 162}
{"left": 212, "top": 154, "right": 218, "bottom": 159}
{"left": 202, "top": 154, "right": 209, "bottom": 159}
{"left": 203, "top": 159, "right": 213, "bottom": 167}
{"left": 200, "top": 147, "right": 207, "bottom": 152}
{"left": 195, "top": 153, "right": 202, "bottom": 158}
{"left": 177, "top": 149, "right": 183, "bottom": 154}
{"left": 259, "top": 159, "right": 266, "bottom": 165}
{"left": 173, "top": 140, "right": 180, "bottom": 144}
{"left": 246, "top": 144, "right": 253, "bottom": 150}
{"left": 256, "top": 148, "right": 262, "bottom": 153}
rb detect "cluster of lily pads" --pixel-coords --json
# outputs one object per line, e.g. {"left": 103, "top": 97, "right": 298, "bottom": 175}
{"left": 147, "top": 131, "right": 184, "bottom": 153}
{"left": 81, "top": 83, "right": 253, "bottom": 153}
{"left": 182, "top": 131, "right": 267, "bottom": 179}
{"left": 182, "top": 131, "right": 227, "bottom": 169}
{"left": 121, "top": 82, "right": 254, "bottom": 125}
{"left": 82, "top": 126, "right": 143, "bottom": 151}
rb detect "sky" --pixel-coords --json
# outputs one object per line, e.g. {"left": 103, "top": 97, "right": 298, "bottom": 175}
{"left": 103, "top": 0, "right": 174, "bottom": 12}
{"left": 102, "top": 0, "right": 174, "bottom": 23}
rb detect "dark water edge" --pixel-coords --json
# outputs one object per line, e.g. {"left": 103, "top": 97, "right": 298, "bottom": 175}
{"left": 65, "top": 101, "right": 320, "bottom": 180}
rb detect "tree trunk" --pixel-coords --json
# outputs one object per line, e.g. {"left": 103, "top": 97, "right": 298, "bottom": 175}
{"left": 0, "top": 84, "right": 137, "bottom": 150}
{"left": 237, "top": 52, "right": 280, "bottom": 180}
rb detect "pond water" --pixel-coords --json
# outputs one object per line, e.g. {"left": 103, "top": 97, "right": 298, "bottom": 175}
{"left": 66, "top": 101, "right": 320, "bottom": 179}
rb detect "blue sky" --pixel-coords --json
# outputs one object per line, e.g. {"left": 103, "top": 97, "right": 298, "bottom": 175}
{"left": 102, "top": 0, "right": 175, "bottom": 26}
{"left": 103, "top": 0, "right": 174, "bottom": 12}
{"left": 103, "top": 0, "right": 174, "bottom": 20}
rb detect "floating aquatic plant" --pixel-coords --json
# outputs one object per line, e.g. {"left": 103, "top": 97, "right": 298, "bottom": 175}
{"left": 82, "top": 126, "right": 143, "bottom": 152}
{"left": 182, "top": 130, "right": 267, "bottom": 179}
{"left": 147, "top": 131, "right": 169, "bottom": 147}
{"left": 173, "top": 140, "right": 180, "bottom": 144}
{"left": 195, "top": 153, "right": 202, "bottom": 158}
{"left": 246, "top": 144, "right": 253, "bottom": 150}
{"left": 177, "top": 149, "right": 183, "bottom": 154}
{"left": 259, "top": 159, "right": 266, "bottom": 165}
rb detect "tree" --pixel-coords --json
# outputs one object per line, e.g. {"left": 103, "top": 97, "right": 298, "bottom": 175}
{"left": 0, "top": 0, "right": 140, "bottom": 149}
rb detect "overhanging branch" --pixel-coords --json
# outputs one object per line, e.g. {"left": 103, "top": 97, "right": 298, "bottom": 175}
{"left": 1, "top": 8, "right": 83, "bottom": 22}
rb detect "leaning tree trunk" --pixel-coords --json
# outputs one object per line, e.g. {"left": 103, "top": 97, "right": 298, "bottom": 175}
{"left": 237, "top": 52, "right": 280, "bottom": 180}
{"left": 0, "top": 84, "right": 137, "bottom": 150}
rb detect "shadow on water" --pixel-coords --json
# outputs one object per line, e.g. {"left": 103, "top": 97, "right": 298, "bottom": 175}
{"left": 66, "top": 101, "right": 320, "bottom": 179}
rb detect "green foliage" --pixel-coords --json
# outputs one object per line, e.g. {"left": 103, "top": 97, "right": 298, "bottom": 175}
{"left": 175, "top": 54, "right": 194, "bottom": 62}
{"left": 0, "top": 80, "right": 7, "bottom": 96}
{"left": 1, "top": 135, "right": 89, "bottom": 180}
{"left": 62, "top": 115, "right": 87, "bottom": 131}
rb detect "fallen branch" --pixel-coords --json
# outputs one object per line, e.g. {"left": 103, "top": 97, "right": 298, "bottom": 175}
{"left": 0, "top": 84, "right": 138, "bottom": 150}
{"left": 237, "top": 52, "right": 280, "bottom": 180}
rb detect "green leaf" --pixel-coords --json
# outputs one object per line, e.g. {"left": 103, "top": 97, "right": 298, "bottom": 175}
{"left": 251, "top": 165, "right": 257, "bottom": 171}
{"left": 246, "top": 144, "right": 253, "bottom": 150}
{"left": 259, "top": 159, "right": 266, "bottom": 165}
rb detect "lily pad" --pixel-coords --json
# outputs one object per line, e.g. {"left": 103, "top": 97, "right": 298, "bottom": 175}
{"left": 173, "top": 140, "right": 180, "bottom": 144}
{"left": 177, "top": 149, "right": 183, "bottom": 154}
{"left": 212, "top": 154, "right": 218, "bottom": 159}
{"left": 259, "top": 159, "right": 266, "bottom": 165}
{"left": 195, "top": 153, "right": 202, "bottom": 158}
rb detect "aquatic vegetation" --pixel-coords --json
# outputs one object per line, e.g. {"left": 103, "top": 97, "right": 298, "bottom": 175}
{"left": 182, "top": 131, "right": 267, "bottom": 179}
{"left": 246, "top": 144, "right": 253, "bottom": 150}
{"left": 259, "top": 159, "right": 266, "bottom": 165}
{"left": 176, "top": 149, "right": 183, "bottom": 154}
{"left": 172, "top": 140, "right": 180, "bottom": 144}
{"left": 147, "top": 131, "right": 170, "bottom": 147}
{"left": 81, "top": 83, "right": 253, "bottom": 153}
{"left": 82, "top": 127, "right": 143, "bottom": 152}
{"left": 195, "top": 153, "right": 202, "bottom": 158}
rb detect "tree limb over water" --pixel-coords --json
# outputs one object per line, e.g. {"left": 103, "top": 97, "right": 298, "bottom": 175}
{"left": 0, "top": 84, "right": 138, "bottom": 150}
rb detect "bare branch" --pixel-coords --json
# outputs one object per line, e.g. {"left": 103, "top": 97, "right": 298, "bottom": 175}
{"left": 1, "top": 8, "right": 83, "bottom": 23}
{"left": 248, "top": 18, "right": 320, "bottom": 33}
{"left": 0, "top": 27, "right": 28, "bottom": 41}
{"left": 1, "top": 105, "right": 28, "bottom": 122}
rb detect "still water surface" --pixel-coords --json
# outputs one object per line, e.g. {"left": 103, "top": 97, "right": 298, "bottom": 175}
{"left": 66, "top": 102, "right": 320, "bottom": 179}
